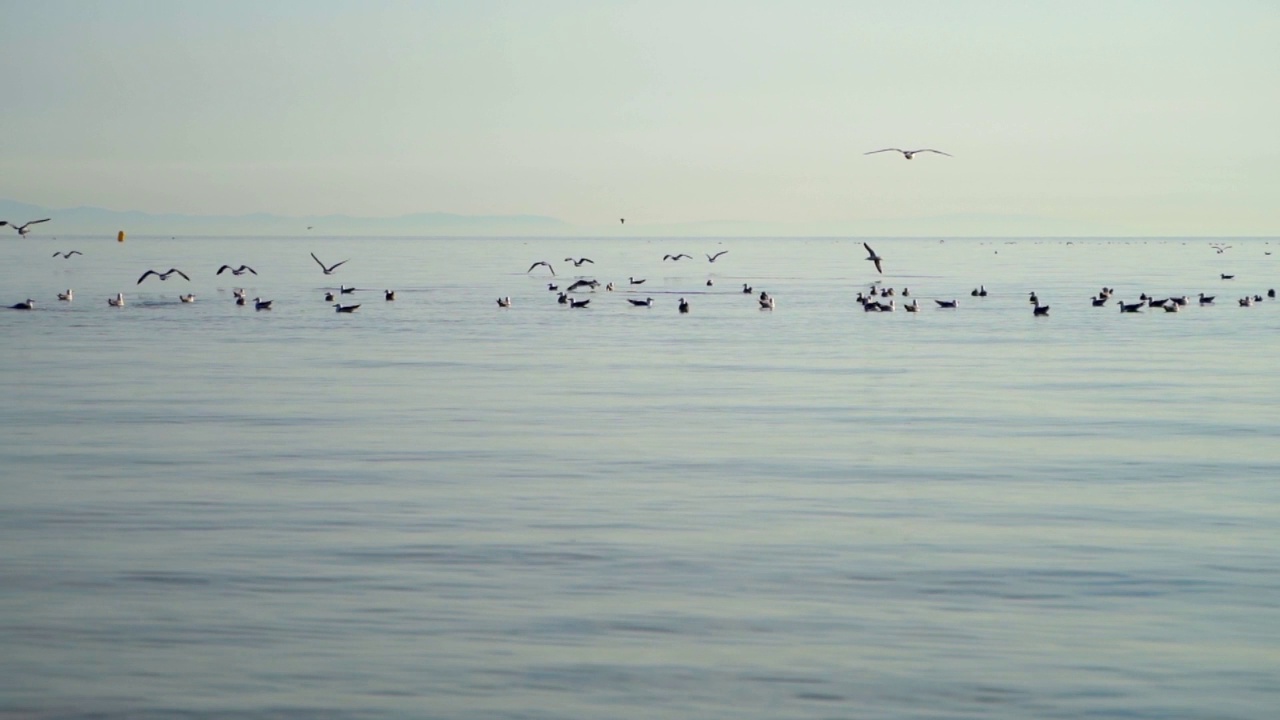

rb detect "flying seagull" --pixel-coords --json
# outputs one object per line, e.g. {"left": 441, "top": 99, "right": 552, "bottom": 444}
{"left": 865, "top": 148, "right": 951, "bottom": 160}
{"left": 311, "top": 253, "right": 349, "bottom": 275}
{"left": 564, "top": 257, "right": 594, "bottom": 267}
{"left": 3, "top": 219, "right": 51, "bottom": 236}
{"left": 526, "top": 261, "right": 555, "bottom": 276}
{"left": 863, "top": 243, "right": 884, "bottom": 274}
{"left": 663, "top": 253, "right": 691, "bottom": 261}
{"left": 52, "top": 251, "right": 82, "bottom": 258}
{"left": 217, "top": 264, "right": 257, "bottom": 276}
{"left": 137, "top": 268, "right": 191, "bottom": 284}
{"left": 706, "top": 251, "right": 729, "bottom": 262}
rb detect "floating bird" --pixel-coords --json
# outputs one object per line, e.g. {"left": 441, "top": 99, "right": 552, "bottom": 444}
{"left": 310, "top": 253, "right": 349, "bottom": 275}
{"left": 706, "top": 278, "right": 714, "bottom": 287}
{"left": 9, "top": 299, "right": 35, "bottom": 310}
{"left": 1033, "top": 303, "right": 1050, "bottom": 316}
{"left": 629, "top": 277, "right": 646, "bottom": 285}
{"left": 497, "top": 297, "right": 511, "bottom": 307}
{"left": 564, "top": 257, "right": 594, "bottom": 266}
{"left": 905, "top": 299, "right": 920, "bottom": 312}
{"left": 1198, "top": 293, "right": 1215, "bottom": 305}
{"left": 606, "top": 282, "right": 615, "bottom": 291}
{"left": 1028, "top": 292, "right": 1039, "bottom": 304}
{"left": 863, "top": 243, "right": 884, "bottom": 274}
{"left": 569, "top": 298, "right": 590, "bottom": 308}
{"left": 902, "top": 288, "right": 910, "bottom": 296}
{"left": 108, "top": 293, "right": 125, "bottom": 307}
{"left": 52, "top": 251, "right": 82, "bottom": 259}
{"left": 334, "top": 303, "right": 360, "bottom": 313}
{"left": 236, "top": 296, "right": 247, "bottom": 306}
{"left": 1269, "top": 289, "right": 1276, "bottom": 299}
{"left": 179, "top": 294, "right": 196, "bottom": 303}
{"left": 3, "top": 219, "right": 51, "bottom": 236}
{"left": 742, "top": 283, "right": 753, "bottom": 294}
{"left": 557, "top": 292, "right": 569, "bottom": 304}
{"left": 385, "top": 290, "right": 396, "bottom": 301}
{"left": 1091, "top": 296, "right": 1108, "bottom": 307}
{"left": 1164, "top": 303, "right": 1180, "bottom": 313}
{"left": 527, "top": 261, "right": 555, "bottom": 276}
{"left": 678, "top": 298, "right": 690, "bottom": 314}
{"left": 1221, "top": 274, "right": 1235, "bottom": 280}
{"left": 663, "top": 253, "right": 691, "bottom": 261}
{"left": 234, "top": 288, "right": 247, "bottom": 300}
{"left": 339, "top": 285, "right": 355, "bottom": 295}
{"left": 324, "top": 292, "right": 335, "bottom": 302}
{"left": 864, "top": 148, "right": 951, "bottom": 160}
{"left": 1238, "top": 297, "right": 1254, "bottom": 307}
{"left": 935, "top": 299, "right": 958, "bottom": 308}
{"left": 971, "top": 285, "right": 988, "bottom": 297}
{"left": 1119, "top": 300, "right": 1144, "bottom": 313}
{"left": 706, "top": 251, "right": 729, "bottom": 262}
{"left": 628, "top": 297, "right": 654, "bottom": 307}
{"left": 620, "top": 218, "right": 625, "bottom": 224}
{"left": 254, "top": 297, "right": 273, "bottom": 311}
{"left": 137, "top": 268, "right": 190, "bottom": 284}
{"left": 58, "top": 289, "right": 73, "bottom": 301}
{"left": 759, "top": 294, "right": 776, "bottom": 310}
{"left": 217, "top": 264, "right": 257, "bottom": 276}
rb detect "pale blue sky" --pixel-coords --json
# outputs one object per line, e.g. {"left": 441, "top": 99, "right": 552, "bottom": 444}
{"left": 2, "top": 0, "right": 1277, "bottom": 234}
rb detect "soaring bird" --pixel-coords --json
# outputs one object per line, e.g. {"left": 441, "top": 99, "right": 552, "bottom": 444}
{"left": 865, "top": 148, "right": 951, "bottom": 160}
{"left": 527, "top": 261, "right": 555, "bottom": 276}
{"left": 137, "top": 268, "right": 191, "bottom": 284}
{"left": 863, "top": 243, "right": 884, "bottom": 274}
{"left": 217, "top": 264, "right": 257, "bottom": 276}
{"left": 3, "top": 219, "right": 51, "bottom": 236}
{"left": 310, "top": 253, "right": 349, "bottom": 275}
{"left": 180, "top": 294, "right": 196, "bottom": 303}
{"left": 52, "top": 251, "right": 82, "bottom": 259}
{"left": 564, "top": 257, "right": 594, "bottom": 266}
{"left": 628, "top": 297, "right": 654, "bottom": 307}
{"left": 706, "top": 251, "right": 729, "bottom": 262}
{"left": 663, "top": 253, "right": 691, "bottom": 261}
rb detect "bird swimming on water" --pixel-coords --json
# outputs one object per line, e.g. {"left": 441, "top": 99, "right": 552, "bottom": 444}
{"left": 334, "top": 303, "right": 360, "bottom": 313}
{"left": 678, "top": 298, "right": 690, "bottom": 314}
{"left": 706, "top": 251, "right": 729, "bottom": 262}
{"left": 527, "top": 261, "right": 555, "bottom": 276}
{"left": 9, "top": 299, "right": 35, "bottom": 310}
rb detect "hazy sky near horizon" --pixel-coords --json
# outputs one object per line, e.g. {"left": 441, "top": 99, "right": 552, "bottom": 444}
{"left": 2, "top": 0, "right": 1277, "bottom": 234}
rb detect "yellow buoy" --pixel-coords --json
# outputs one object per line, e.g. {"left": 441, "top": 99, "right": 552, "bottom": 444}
{"left": 117, "top": 230, "right": 126, "bottom": 243}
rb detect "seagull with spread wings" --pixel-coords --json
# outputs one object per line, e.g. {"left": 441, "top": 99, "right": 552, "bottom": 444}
{"left": 311, "top": 253, "right": 349, "bottom": 275}
{"left": 864, "top": 148, "right": 951, "bottom": 160}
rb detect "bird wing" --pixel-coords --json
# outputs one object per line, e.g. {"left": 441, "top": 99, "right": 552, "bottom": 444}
{"left": 311, "top": 253, "right": 327, "bottom": 269}
{"left": 0, "top": 221, "right": 8, "bottom": 227}
{"left": 581, "top": 258, "right": 593, "bottom": 264}
{"left": 328, "top": 259, "right": 349, "bottom": 271}
{"left": 242, "top": 266, "right": 258, "bottom": 275}
{"left": 914, "top": 149, "right": 952, "bottom": 156}
{"left": 172, "top": 269, "right": 191, "bottom": 281}
{"left": 864, "top": 149, "right": 903, "bottom": 155}
{"left": 217, "top": 265, "right": 232, "bottom": 275}
{"left": 20, "top": 219, "right": 51, "bottom": 230}
{"left": 873, "top": 259, "right": 883, "bottom": 274}
{"left": 863, "top": 242, "right": 876, "bottom": 257}
{"left": 137, "top": 270, "right": 157, "bottom": 284}
{"left": 68, "top": 251, "right": 82, "bottom": 256}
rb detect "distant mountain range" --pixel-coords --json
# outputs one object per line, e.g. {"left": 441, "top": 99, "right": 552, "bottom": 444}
{"left": 1, "top": 197, "right": 1137, "bottom": 237}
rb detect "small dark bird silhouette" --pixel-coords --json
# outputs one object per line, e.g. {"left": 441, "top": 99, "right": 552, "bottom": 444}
{"left": 863, "top": 243, "right": 884, "bottom": 274}
{"left": 527, "top": 261, "right": 555, "bottom": 276}
{"left": 678, "top": 298, "right": 690, "bottom": 314}
{"left": 706, "top": 251, "right": 729, "bottom": 262}
{"left": 52, "top": 251, "right": 82, "bottom": 258}
{"left": 217, "top": 264, "right": 257, "bottom": 276}
{"left": 3, "top": 218, "right": 51, "bottom": 236}
{"left": 311, "top": 253, "right": 349, "bottom": 275}
{"left": 137, "top": 268, "right": 191, "bottom": 284}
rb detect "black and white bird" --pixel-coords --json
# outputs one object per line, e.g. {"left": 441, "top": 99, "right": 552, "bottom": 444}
{"left": 629, "top": 277, "right": 646, "bottom": 285}
{"left": 254, "top": 297, "right": 273, "bottom": 310}
{"left": 497, "top": 297, "right": 511, "bottom": 307}
{"left": 3, "top": 219, "right": 51, "bottom": 236}
{"left": 58, "top": 289, "right": 73, "bottom": 301}
{"left": 569, "top": 297, "right": 590, "bottom": 308}
{"left": 384, "top": 290, "right": 396, "bottom": 301}
{"left": 663, "top": 253, "right": 691, "bottom": 261}
{"left": 52, "top": 250, "right": 82, "bottom": 259}
{"left": 864, "top": 148, "right": 951, "bottom": 160}
{"left": 628, "top": 297, "right": 654, "bottom": 307}
{"left": 863, "top": 243, "right": 884, "bottom": 274}
{"left": 137, "top": 268, "right": 190, "bottom": 284}
{"left": 564, "top": 257, "right": 594, "bottom": 267}
{"left": 527, "top": 261, "right": 555, "bottom": 276}
{"left": 9, "top": 299, "right": 35, "bottom": 310}
{"left": 108, "top": 293, "right": 125, "bottom": 307}
{"left": 935, "top": 299, "right": 958, "bottom": 309}
{"left": 179, "top": 294, "right": 196, "bottom": 303}
{"left": 678, "top": 298, "right": 690, "bottom": 314}
{"left": 217, "top": 264, "right": 257, "bottom": 276}
{"left": 310, "top": 253, "right": 349, "bottom": 275}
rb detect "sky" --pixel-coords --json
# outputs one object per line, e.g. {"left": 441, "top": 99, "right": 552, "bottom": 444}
{"left": 2, "top": 0, "right": 1278, "bottom": 235}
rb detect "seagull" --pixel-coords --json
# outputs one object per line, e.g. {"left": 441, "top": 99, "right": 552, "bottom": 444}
{"left": 58, "top": 289, "right": 73, "bottom": 301}
{"left": 3, "top": 219, "right": 51, "bottom": 236}
{"left": 527, "top": 261, "right": 555, "bottom": 276}
{"left": 742, "top": 283, "right": 753, "bottom": 294}
{"left": 339, "top": 285, "right": 355, "bottom": 294}
{"left": 236, "top": 296, "right": 246, "bottom": 306}
{"left": 108, "top": 293, "right": 125, "bottom": 307}
{"left": 566, "top": 279, "right": 600, "bottom": 291}
{"left": 1198, "top": 293, "right": 1215, "bottom": 305}
{"left": 52, "top": 251, "right": 82, "bottom": 259}
{"left": 1118, "top": 300, "right": 1144, "bottom": 313}
{"left": 629, "top": 277, "right": 646, "bottom": 285}
{"left": 333, "top": 303, "right": 360, "bottom": 313}
{"left": 1221, "top": 274, "right": 1235, "bottom": 280}
{"left": 496, "top": 296, "right": 512, "bottom": 307}
{"left": 310, "top": 253, "right": 349, "bottom": 275}
{"left": 557, "top": 292, "right": 569, "bottom": 304}
{"left": 325, "top": 292, "right": 335, "bottom": 302}
{"left": 935, "top": 299, "right": 958, "bottom": 308}
{"left": 628, "top": 297, "right": 654, "bottom": 307}
{"left": 569, "top": 297, "right": 590, "bottom": 308}
{"left": 759, "top": 294, "right": 776, "bottom": 309}
{"left": 253, "top": 297, "right": 273, "bottom": 311}
{"left": 864, "top": 148, "right": 951, "bottom": 160}
{"left": 863, "top": 243, "right": 884, "bottom": 274}
{"left": 706, "top": 251, "right": 729, "bottom": 262}
{"left": 706, "top": 278, "right": 714, "bottom": 287}
{"left": 905, "top": 299, "right": 920, "bottom": 312}
{"left": 678, "top": 298, "right": 690, "bottom": 314}
{"left": 663, "top": 253, "right": 691, "bottom": 261}
{"left": 217, "top": 264, "right": 257, "bottom": 276}
{"left": 564, "top": 257, "right": 594, "bottom": 267}
{"left": 384, "top": 290, "right": 396, "bottom": 301}
{"left": 137, "top": 268, "right": 191, "bottom": 284}
{"left": 9, "top": 299, "right": 35, "bottom": 310}
{"left": 179, "top": 294, "right": 196, "bottom": 303}
{"left": 1033, "top": 303, "right": 1050, "bottom": 316}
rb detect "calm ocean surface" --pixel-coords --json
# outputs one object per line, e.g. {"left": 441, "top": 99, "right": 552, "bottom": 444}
{"left": 1, "top": 236, "right": 1278, "bottom": 719}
